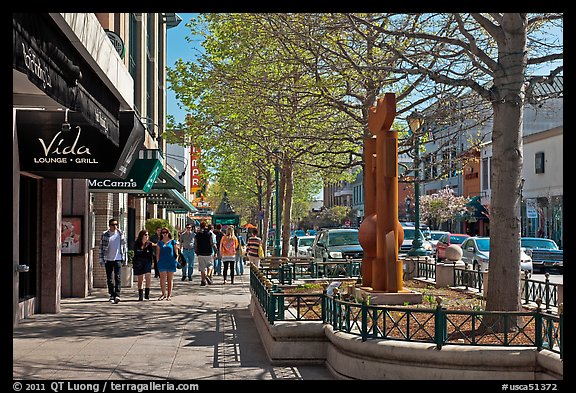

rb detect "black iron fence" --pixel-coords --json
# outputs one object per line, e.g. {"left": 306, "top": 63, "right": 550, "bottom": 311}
{"left": 250, "top": 265, "right": 563, "bottom": 359}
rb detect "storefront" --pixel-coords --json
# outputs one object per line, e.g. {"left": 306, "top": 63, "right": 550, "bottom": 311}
{"left": 12, "top": 13, "right": 137, "bottom": 325}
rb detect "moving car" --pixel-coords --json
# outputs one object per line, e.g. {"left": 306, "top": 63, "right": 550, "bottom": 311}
{"left": 288, "top": 235, "right": 316, "bottom": 257}
{"left": 310, "top": 228, "right": 364, "bottom": 262}
{"left": 429, "top": 230, "right": 450, "bottom": 253}
{"left": 520, "top": 237, "right": 563, "bottom": 273}
{"left": 435, "top": 233, "right": 470, "bottom": 261}
{"left": 460, "top": 237, "right": 533, "bottom": 273}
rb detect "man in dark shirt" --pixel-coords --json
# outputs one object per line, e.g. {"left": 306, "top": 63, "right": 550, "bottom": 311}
{"left": 213, "top": 223, "right": 224, "bottom": 275}
{"left": 194, "top": 221, "right": 217, "bottom": 286}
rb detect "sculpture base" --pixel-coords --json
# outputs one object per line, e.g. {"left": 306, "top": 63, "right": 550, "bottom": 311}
{"left": 354, "top": 286, "right": 422, "bottom": 305}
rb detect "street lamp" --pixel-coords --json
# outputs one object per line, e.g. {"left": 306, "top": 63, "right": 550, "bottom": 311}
{"left": 256, "top": 174, "right": 264, "bottom": 237}
{"left": 272, "top": 149, "right": 282, "bottom": 257}
{"left": 407, "top": 111, "right": 428, "bottom": 256}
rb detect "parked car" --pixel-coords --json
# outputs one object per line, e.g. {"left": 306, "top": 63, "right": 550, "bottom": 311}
{"left": 310, "top": 228, "right": 364, "bottom": 262}
{"left": 400, "top": 221, "right": 432, "bottom": 240}
{"left": 460, "top": 237, "right": 533, "bottom": 273}
{"left": 435, "top": 233, "right": 470, "bottom": 261}
{"left": 520, "top": 237, "right": 563, "bottom": 273}
{"left": 399, "top": 227, "right": 433, "bottom": 255}
{"left": 429, "top": 230, "right": 450, "bottom": 253}
{"left": 288, "top": 235, "right": 316, "bottom": 257}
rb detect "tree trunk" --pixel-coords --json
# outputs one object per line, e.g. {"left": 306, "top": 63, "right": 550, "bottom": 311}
{"left": 484, "top": 14, "right": 527, "bottom": 325}
{"left": 281, "top": 160, "right": 294, "bottom": 257}
{"left": 262, "top": 171, "right": 272, "bottom": 255}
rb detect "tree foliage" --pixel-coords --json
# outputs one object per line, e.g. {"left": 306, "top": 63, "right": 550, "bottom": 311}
{"left": 167, "top": 13, "right": 563, "bottom": 313}
{"left": 420, "top": 186, "right": 469, "bottom": 229}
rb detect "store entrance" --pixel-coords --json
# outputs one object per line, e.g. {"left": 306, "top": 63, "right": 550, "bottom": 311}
{"left": 19, "top": 175, "right": 39, "bottom": 300}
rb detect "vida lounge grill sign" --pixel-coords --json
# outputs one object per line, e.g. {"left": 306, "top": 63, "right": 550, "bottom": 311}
{"left": 17, "top": 110, "right": 142, "bottom": 179}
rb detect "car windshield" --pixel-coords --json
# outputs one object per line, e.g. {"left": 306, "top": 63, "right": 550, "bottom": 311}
{"left": 521, "top": 238, "right": 558, "bottom": 250}
{"left": 300, "top": 238, "right": 315, "bottom": 247}
{"left": 329, "top": 232, "right": 360, "bottom": 246}
{"left": 475, "top": 238, "right": 490, "bottom": 251}
{"left": 430, "top": 232, "right": 446, "bottom": 240}
{"left": 450, "top": 235, "right": 469, "bottom": 244}
{"left": 403, "top": 228, "right": 425, "bottom": 240}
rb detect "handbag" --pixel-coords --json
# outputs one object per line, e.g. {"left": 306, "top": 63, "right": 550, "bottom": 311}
{"left": 172, "top": 240, "right": 186, "bottom": 269}
{"left": 258, "top": 244, "right": 265, "bottom": 258}
{"left": 177, "top": 253, "right": 187, "bottom": 269}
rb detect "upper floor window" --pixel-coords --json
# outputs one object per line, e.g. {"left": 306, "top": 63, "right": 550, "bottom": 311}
{"left": 535, "top": 152, "right": 545, "bottom": 174}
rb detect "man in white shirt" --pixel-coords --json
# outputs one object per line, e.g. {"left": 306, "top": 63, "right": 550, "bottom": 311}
{"left": 99, "top": 218, "right": 127, "bottom": 303}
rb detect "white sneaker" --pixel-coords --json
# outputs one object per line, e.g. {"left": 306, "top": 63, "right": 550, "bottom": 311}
{"left": 114, "top": 296, "right": 121, "bottom": 304}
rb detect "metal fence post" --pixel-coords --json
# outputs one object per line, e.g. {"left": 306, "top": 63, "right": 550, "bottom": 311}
{"left": 434, "top": 297, "right": 445, "bottom": 350}
{"left": 361, "top": 298, "right": 368, "bottom": 341}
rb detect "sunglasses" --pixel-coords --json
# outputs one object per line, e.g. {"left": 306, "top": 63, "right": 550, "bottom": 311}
{"left": 110, "top": 223, "right": 119, "bottom": 226}
{"left": 161, "top": 231, "right": 169, "bottom": 234}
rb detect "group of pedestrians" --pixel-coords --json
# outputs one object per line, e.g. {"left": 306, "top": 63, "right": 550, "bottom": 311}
{"left": 99, "top": 218, "right": 261, "bottom": 303}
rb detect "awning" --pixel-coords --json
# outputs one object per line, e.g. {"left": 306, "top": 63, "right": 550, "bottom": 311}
{"left": 135, "top": 188, "right": 197, "bottom": 213}
{"left": 16, "top": 110, "right": 144, "bottom": 179}
{"left": 13, "top": 13, "right": 120, "bottom": 145}
{"left": 88, "top": 149, "right": 163, "bottom": 193}
{"left": 458, "top": 196, "right": 489, "bottom": 222}
{"left": 154, "top": 168, "right": 185, "bottom": 193}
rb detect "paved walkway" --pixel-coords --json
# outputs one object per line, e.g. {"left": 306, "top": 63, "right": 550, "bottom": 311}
{"left": 13, "top": 271, "right": 336, "bottom": 381}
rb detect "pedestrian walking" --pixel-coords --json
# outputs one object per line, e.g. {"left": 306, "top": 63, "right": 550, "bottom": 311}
{"left": 220, "top": 226, "right": 239, "bottom": 284}
{"left": 246, "top": 228, "right": 263, "bottom": 268}
{"left": 156, "top": 227, "right": 179, "bottom": 301}
{"left": 206, "top": 224, "right": 216, "bottom": 281}
{"left": 132, "top": 229, "right": 156, "bottom": 301}
{"left": 179, "top": 223, "right": 196, "bottom": 281}
{"left": 195, "top": 221, "right": 218, "bottom": 286}
{"left": 213, "top": 223, "right": 224, "bottom": 276}
{"left": 99, "top": 218, "right": 128, "bottom": 304}
{"left": 149, "top": 226, "right": 162, "bottom": 278}
{"left": 235, "top": 227, "right": 246, "bottom": 276}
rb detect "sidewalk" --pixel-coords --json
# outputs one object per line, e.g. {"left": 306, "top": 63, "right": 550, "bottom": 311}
{"left": 13, "top": 271, "right": 336, "bottom": 381}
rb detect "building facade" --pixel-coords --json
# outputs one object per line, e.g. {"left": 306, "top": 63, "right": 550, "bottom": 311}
{"left": 13, "top": 13, "right": 194, "bottom": 326}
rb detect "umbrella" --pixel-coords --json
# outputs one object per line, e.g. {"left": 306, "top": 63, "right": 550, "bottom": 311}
{"left": 243, "top": 223, "right": 257, "bottom": 229}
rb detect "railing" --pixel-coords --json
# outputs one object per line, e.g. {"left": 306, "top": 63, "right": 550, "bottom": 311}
{"left": 453, "top": 264, "right": 483, "bottom": 293}
{"left": 522, "top": 273, "right": 559, "bottom": 310}
{"left": 258, "top": 256, "right": 361, "bottom": 284}
{"left": 415, "top": 258, "right": 436, "bottom": 280}
{"left": 250, "top": 265, "right": 563, "bottom": 358}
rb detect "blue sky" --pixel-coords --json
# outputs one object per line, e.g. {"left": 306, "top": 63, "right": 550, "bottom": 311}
{"left": 166, "top": 13, "right": 201, "bottom": 126}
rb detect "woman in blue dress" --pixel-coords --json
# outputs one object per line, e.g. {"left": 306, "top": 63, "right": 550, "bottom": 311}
{"left": 155, "top": 227, "right": 179, "bottom": 300}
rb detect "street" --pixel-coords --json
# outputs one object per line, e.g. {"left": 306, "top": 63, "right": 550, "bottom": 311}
{"left": 530, "top": 272, "right": 562, "bottom": 285}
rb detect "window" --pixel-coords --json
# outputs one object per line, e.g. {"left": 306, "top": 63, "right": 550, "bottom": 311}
{"left": 535, "top": 152, "right": 545, "bottom": 174}
{"left": 482, "top": 158, "right": 489, "bottom": 190}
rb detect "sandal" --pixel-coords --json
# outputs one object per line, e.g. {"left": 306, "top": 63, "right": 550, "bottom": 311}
{"left": 166, "top": 296, "right": 172, "bottom": 301}
{"left": 157, "top": 295, "right": 166, "bottom": 301}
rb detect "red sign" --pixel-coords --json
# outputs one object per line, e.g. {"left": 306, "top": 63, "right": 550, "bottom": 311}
{"left": 190, "top": 146, "right": 202, "bottom": 193}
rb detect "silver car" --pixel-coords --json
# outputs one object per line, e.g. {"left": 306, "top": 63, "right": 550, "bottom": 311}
{"left": 460, "top": 237, "right": 533, "bottom": 273}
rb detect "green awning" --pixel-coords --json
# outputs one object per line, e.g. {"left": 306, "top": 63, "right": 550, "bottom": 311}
{"left": 135, "top": 188, "right": 197, "bottom": 213}
{"left": 153, "top": 168, "right": 185, "bottom": 193}
{"left": 88, "top": 149, "right": 163, "bottom": 193}
{"left": 459, "top": 196, "right": 488, "bottom": 221}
